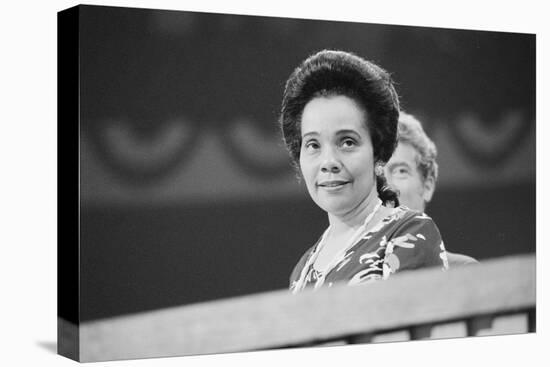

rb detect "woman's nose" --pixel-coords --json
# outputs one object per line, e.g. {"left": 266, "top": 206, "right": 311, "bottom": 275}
{"left": 320, "top": 151, "right": 342, "bottom": 173}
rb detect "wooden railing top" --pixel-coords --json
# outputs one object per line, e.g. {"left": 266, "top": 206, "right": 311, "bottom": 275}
{"left": 79, "top": 254, "right": 535, "bottom": 362}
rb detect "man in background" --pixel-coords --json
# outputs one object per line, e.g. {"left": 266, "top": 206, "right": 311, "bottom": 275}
{"left": 384, "top": 112, "right": 477, "bottom": 266}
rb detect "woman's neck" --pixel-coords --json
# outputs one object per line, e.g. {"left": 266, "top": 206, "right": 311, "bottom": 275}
{"left": 327, "top": 185, "right": 380, "bottom": 236}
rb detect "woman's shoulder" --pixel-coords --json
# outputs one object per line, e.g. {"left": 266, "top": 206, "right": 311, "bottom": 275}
{"left": 390, "top": 205, "right": 431, "bottom": 219}
{"left": 387, "top": 206, "right": 441, "bottom": 238}
{"left": 369, "top": 205, "right": 432, "bottom": 233}
{"left": 380, "top": 206, "right": 448, "bottom": 274}
{"left": 375, "top": 206, "right": 443, "bottom": 254}
{"left": 384, "top": 206, "right": 438, "bottom": 228}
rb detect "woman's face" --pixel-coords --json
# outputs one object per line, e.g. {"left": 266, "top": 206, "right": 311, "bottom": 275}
{"left": 299, "top": 95, "right": 376, "bottom": 217}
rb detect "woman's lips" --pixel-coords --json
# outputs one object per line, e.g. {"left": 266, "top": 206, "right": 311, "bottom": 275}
{"left": 317, "top": 180, "right": 350, "bottom": 190}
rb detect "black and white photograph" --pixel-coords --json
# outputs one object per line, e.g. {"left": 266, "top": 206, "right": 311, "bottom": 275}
{"left": 2, "top": 1, "right": 547, "bottom": 366}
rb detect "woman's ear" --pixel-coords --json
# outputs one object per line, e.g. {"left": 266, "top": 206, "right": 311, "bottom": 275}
{"left": 422, "top": 176, "right": 435, "bottom": 203}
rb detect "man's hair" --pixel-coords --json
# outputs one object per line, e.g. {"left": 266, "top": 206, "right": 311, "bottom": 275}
{"left": 397, "top": 112, "right": 438, "bottom": 183}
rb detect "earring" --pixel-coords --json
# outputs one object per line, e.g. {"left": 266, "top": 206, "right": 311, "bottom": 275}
{"left": 375, "top": 163, "right": 384, "bottom": 176}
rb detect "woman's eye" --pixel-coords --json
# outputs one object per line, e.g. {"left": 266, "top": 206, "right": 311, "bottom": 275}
{"left": 304, "top": 141, "right": 320, "bottom": 151}
{"left": 341, "top": 138, "right": 356, "bottom": 148}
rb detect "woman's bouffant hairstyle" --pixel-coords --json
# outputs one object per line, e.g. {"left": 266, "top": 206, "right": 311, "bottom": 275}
{"left": 397, "top": 112, "right": 439, "bottom": 184}
{"left": 279, "top": 50, "right": 400, "bottom": 205}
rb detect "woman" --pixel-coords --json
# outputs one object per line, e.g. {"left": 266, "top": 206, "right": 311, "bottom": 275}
{"left": 279, "top": 50, "right": 449, "bottom": 293}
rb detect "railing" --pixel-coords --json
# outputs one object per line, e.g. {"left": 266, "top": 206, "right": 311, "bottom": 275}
{"left": 72, "top": 254, "right": 535, "bottom": 362}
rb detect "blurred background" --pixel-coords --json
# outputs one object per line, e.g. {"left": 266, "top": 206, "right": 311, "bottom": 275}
{"left": 77, "top": 5, "right": 535, "bottom": 321}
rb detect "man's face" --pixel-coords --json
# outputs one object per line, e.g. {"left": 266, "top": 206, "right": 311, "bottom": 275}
{"left": 384, "top": 142, "right": 434, "bottom": 212}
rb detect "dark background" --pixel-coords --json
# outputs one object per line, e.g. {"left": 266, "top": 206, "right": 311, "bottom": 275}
{"left": 77, "top": 5, "right": 535, "bottom": 321}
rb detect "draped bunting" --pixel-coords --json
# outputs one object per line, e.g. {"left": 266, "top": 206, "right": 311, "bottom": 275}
{"left": 79, "top": 7, "right": 534, "bottom": 195}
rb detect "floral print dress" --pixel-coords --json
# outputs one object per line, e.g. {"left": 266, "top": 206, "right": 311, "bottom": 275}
{"left": 289, "top": 205, "right": 449, "bottom": 293}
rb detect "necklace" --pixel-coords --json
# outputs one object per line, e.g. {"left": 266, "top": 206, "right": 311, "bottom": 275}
{"left": 292, "top": 199, "right": 383, "bottom": 293}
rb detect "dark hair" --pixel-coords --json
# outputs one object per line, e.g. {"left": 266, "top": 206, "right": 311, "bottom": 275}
{"left": 279, "top": 50, "right": 400, "bottom": 205}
